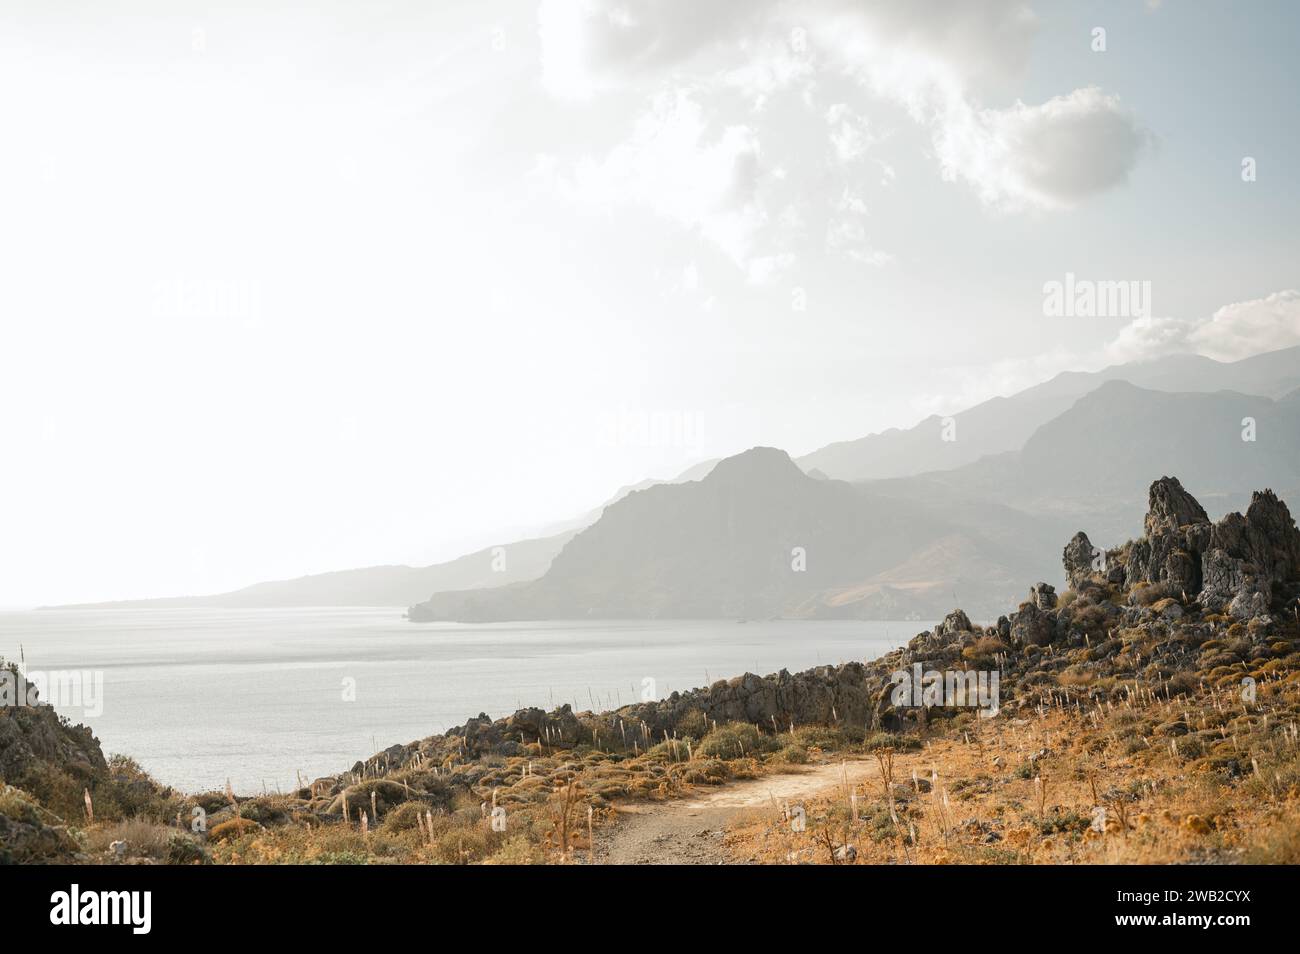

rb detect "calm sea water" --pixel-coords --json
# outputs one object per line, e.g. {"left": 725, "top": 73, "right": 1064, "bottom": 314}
{"left": 0, "top": 609, "right": 927, "bottom": 793}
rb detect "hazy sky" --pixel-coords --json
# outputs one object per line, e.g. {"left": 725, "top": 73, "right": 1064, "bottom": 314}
{"left": 3, "top": 0, "right": 1299, "bottom": 605}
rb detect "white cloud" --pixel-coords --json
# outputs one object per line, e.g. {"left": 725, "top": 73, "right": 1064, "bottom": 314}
{"left": 934, "top": 88, "right": 1149, "bottom": 211}
{"left": 1189, "top": 290, "right": 1300, "bottom": 361}
{"left": 920, "top": 291, "right": 1300, "bottom": 419}
{"left": 1105, "top": 290, "right": 1300, "bottom": 364}
{"left": 826, "top": 103, "right": 875, "bottom": 163}
{"left": 1103, "top": 314, "right": 1194, "bottom": 363}
{"left": 538, "top": 0, "right": 778, "bottom": 99}
{"left": 560, "top": 90, "right": 767, "bottom": 270}
{"left": 538, "top": 0, "right": 1150, "bottom": 271}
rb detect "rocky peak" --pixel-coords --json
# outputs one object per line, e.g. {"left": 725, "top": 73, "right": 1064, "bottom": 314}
{"left": 935, "top": 608, "right": 973, "bottom": 638}
{"left": 1112, "top": 477, "right": 1300, "bottom": 620}
{"left": 703, "top": 446, "right": 808, "bottom": 488}
{"left": 1143, "top": 476, "right": 1209, "bottom": 538}
{"left": 1062, "top": 531, "right": 1097, "bottom": 589}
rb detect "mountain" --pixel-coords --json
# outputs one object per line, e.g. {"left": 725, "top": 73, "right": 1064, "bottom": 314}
{"left": 797, "top": 346, "right": 1300, "bottom": 481}
{"left": 45, "top": 460, "right": 719, "bottom": 610}
{"left": 47, "top": 532, "right": 574, "bottom": 610}
{"left": 858, "top": 381, "right": 1300, "bottom": 550}
{"left": 412, "top": 378, "right": 1300, "bottom": 623}
{"left": 409, "top": 447, "right": 1068, "bottom": 622}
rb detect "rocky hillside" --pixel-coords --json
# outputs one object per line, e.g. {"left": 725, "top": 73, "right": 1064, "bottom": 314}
{"left": 387, "top": 476, "right": 1300, "bottom": 770}
{"left": 0, "top": 666, "right": 105, "bottom": 862}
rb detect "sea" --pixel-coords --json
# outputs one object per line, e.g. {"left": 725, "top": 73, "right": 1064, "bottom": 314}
{"left": 0, "top": 608, "right": 929, "bottom": 793}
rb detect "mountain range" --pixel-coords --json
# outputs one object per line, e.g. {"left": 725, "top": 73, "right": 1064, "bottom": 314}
{"left": 50, "top": 345, "right": 1300, "bottom": 620}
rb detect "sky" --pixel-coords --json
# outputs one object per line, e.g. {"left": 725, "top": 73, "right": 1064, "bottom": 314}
{"left": 2, "top": 0, "right": 1299, "bottom": 605}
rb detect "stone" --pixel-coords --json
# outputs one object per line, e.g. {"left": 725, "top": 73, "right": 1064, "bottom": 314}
{"left": 1010, "top": 601, "right": 1054, "bottom": 647}
{"left": 1062, "top": 532, "right": 1097, "bottom": 589}
{"left": 1030, "top": 582, "right": 1057, "bottom": 611}
{"left": 1145, "top": 476, "right": 1210, "bottom": 537}
{"left": 936, "top": 609, "right": 974, "bottom": 637}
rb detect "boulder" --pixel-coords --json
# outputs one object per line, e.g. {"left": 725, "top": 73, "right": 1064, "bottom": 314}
{"left": 1010, "top": 601, "right": 1054, "bottom": 647}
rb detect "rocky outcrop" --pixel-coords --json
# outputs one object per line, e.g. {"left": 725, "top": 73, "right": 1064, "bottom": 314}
{"left": 1200, "top": 491, "right": 1300, "bottom": 616}
{"left": 1030, "top": 582, "right": 1057, "bottom": 611}
{"left": 1010, "top": 599, "right": 1055, "bottom": 647}
{"left": 1125, "top": 478, "right": 1212, "bottom": 593}
{"left": 1063, "top": 532, "right": 1098, "bottom": 589}
{"left": 1145, "top": 475, "right": 1210, "bottom": 537}
{"left": 0, "top": 667, "right": 106, "bottom": 792}
{"left": 936, "top": 609, "right": 974, "bottom": 637}
{"left": 0, "top": 784, "right": 80, "bottom": 863}
{"left": 1116, "top": 478, "right": 1300, "bottom": 619}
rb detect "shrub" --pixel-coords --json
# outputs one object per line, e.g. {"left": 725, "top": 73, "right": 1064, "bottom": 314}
{"left": 85, "top": 817, "right": 174, "bottom": 859}
{"left": 645, "top": 739, "right": 691, "bottom": 763}
{"left": 0, "top": 784, "right": 80, "bottom": 863}
{"left": 680, "top": 759, "right": 730, "bottom": 784}
{"left": 863, "top": 731, "right": 921, "bottom": 751}
{"left": 209, "top": 817, "right": 262, "bottom": 842}
{"left": 673, "top": 709, "right": 709, "bottom": 739}
{"left": 774, "top": 744, "right": 809, "bottom": 765}
{"left": 1130, "top": 582, "right": 1169, "bottom": 607}
{"left": 696, "top": 722, "right": 777, "bottom": 760}
{"left": 381, "top": 800, "right": 435, "bottom": 833}
{"left": 166, "top": 833, "right": 211, "bottom": 865}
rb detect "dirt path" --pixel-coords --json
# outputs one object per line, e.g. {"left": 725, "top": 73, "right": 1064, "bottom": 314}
{"left": 594, "top": 759, "right": 878, "bottom": 865}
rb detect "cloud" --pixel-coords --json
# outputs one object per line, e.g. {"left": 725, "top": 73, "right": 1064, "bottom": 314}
{"left": 934, "top": 88, "right": 1149, "bottom": 211}
{"left": 559, "top": 90, "right": 769, "bottom": 273}
{"left": 550, "top": 86, "right": 892, "bottom": 280}
{"left": 920, "top": 291, "right": 1300, "bottom": 419}
{"left": 537, "top": 0, "right": 1150, "bottom": 272}
{"left": 538, "top": 0, "right": 778, "bottom": 99}
{"left": 1190, "top": 290, "right": 1300, "bottom": 361}
{"left": 1105, "top": 290, "right": 1300, "bottom": 364}
{"left": 1103, "top": 315, "right": 1194, "bottom": 363}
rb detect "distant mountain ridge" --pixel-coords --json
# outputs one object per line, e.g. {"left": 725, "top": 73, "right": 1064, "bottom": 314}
{"left": 46, "top": 533, "right": 573, "bottom": 610}
{"left": 411, "top": 364, "right": 1300, "bottom": 622}
{"left": 50, "top": 346, "right": 1300, "bottom": 616}
{"left": 45, "top": 461, "right": 719, "bottom": 610}
{"left": 796, "top": 346, "right": 1300, "bottom": 481}
{"left": 860, "top": 380, "right": 1300, "bottom": 549}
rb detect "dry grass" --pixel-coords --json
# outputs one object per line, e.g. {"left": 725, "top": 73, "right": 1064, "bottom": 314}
{"left": 724, "top": 672, "right": 1300, "bottom": 864}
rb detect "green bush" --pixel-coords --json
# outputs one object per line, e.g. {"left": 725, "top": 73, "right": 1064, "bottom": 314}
{"left": 696, "top": 722, "right": 777, "bottom": 760}
{"left": 774, "top": 743, "right": 809, "bottom": 764}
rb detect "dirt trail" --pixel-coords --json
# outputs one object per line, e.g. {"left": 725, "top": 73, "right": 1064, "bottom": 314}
{"left": 595, "top": 759, "right": 878, "bottom": 865}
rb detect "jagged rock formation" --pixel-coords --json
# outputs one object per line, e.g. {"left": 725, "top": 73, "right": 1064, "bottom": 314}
{"left": 1062, "top": 532, "right": 1098, "bottom": 589}
{"left": 1120, "top": 477, "right": 1300, "bottom": 618}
